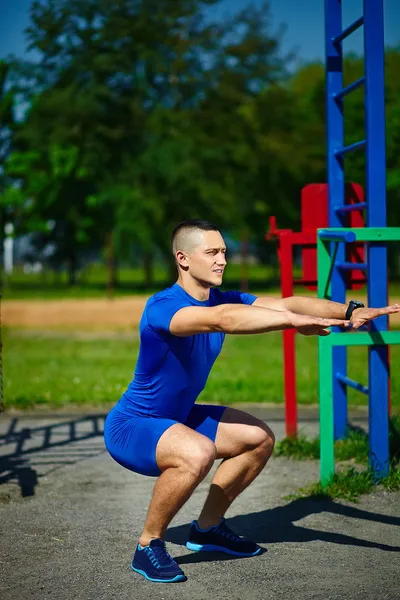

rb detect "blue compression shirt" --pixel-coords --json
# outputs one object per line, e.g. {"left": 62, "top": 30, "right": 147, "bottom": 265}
{"left": 117, "top": 283, "right": 257, "bottom": 422}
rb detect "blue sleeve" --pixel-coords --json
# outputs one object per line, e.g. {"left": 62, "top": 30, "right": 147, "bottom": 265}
{"left": 146, "top": 297, "right": 189, "bottom": 333}
{"left": 214, "top": 289, "right": 257, "bottom": 306}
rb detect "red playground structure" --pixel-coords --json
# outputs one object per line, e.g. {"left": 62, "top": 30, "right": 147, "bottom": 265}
{"left": 267, "top": 183, "right": 365, "bottom": 437}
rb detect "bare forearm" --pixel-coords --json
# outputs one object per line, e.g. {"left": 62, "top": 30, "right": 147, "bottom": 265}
{"left": 219, "top": 304, "right": 293, "bottom": 334}
{"left": 282, "top": 296, "right": 347, "bottom": 319}
{"left": 253, "top": 295, "right": 348, "bottom": 319}
{"left": 170, "top": 301, "right": 352, "bottom": 337}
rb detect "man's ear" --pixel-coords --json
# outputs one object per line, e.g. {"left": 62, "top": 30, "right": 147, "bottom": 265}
{"left": 176, "top": 250, "right": 189, "bottom": 270}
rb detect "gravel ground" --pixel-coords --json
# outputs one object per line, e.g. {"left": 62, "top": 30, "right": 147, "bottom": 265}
{"left": 0, "top": 405, "right": 399, "bottom": 600}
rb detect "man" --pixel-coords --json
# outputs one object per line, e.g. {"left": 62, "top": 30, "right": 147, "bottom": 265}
{"left": 104, "top": 219, "right": 399, "bottom": 583}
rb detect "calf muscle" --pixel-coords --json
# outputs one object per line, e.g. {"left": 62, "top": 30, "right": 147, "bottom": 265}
{"left": 139, "top": 424, "right": 216, "bottom": 546}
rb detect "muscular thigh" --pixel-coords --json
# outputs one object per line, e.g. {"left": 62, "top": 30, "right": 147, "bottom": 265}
{"left": 214, "top": 407, "right": 275, "bottom": 459}
{"left": 155, "top": 423, "right": 216, "bottom": 472}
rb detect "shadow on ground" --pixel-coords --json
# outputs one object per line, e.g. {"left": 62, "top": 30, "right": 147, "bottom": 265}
{"left": 0, "top": 415, "right": 106, "bottom": 497}
{"left": 166, "top": 497, "right": 400, "bottom": 563}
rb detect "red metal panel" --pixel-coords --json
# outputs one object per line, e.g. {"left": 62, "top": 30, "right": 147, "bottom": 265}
{"left": 266, "top": 182, "right": 367, "bottom": 440}
{"left": 301, "top": 184, "right": 328, "bottom": 291}
{"left": 301, "top": 183, "right": 366, "bottom": 291}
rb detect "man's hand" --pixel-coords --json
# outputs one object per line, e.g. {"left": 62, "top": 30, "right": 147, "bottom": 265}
{"left": 350, "top": 304, "right": 400, "bottom": 329}
{"left": 289, "top": 313, "right": 351, "bottom": 336}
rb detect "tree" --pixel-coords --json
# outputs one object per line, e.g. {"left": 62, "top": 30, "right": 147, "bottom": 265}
{"left": 6, "top": 0, "right": 226, "bottom": 287}
{"left": 0, "top": 59, "right": 21, "bottom": 289}
{"left": 193, "top": 2, "right": 293, "bottom": 287}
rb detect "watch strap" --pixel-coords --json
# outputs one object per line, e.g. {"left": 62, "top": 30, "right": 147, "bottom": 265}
{"left": 345, "top": 300, "right": 365, "bottom": 320}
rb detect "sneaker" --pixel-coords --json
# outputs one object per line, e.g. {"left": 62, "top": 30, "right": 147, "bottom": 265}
{"left": 131, "top": 538, "right": 187, "bottom": 583}
{"left": 186, "top": 518, "right": 262, "bottom": 557}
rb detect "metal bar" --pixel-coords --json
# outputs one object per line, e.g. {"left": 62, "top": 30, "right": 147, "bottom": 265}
{"left": 358, "top": 228, "right": 400, "bottom": 241}
{"left": 320, "top": 226, "right": 400, "bottom": 242}
{"left": 283, "top": 329, "right": 297, "bottom": 438}
{"left": 335, "top": 202, "right": 367, "bottom": 213}
{"left": 336, "top": 261, "right": 368, "bottom": 271}
{"left": 318, "top": 238, "right": 331, "bottom": 297}
{"left": 364, "top": 0, "right": 387, "bottom": 228}
{"left": 368, "top": 245, "right": 389, "bottom": 478}
{"left": 326, "top": 0, "right": 347, "bottom": 442}
{"left": 279, "top": 232, "right": 297, "bottom": 438}
{"left": 319, "top": 335, "right": 335, "bottom": 485}
{"left": 335, "top": 372, "right": 368, "bottom": 395}
{"left": 290, "top": 232, "right": 317, "bottom": 244}
{"left": 333, "top": 76, "right": 365, "bottom": 100}
{"left": 334, "top": 140, "right": 366, "bottom": 156}
{"left": 332, "top": 16, "right": 364, "bottom": 44}
{"left": 325, "top": 0, "right": 345, "bottom": 238}
{"left": 328, "top": 330, "right": 400, "bottom": 347}
{"left": 318, "top": 230, "right": 356, "bottom": 243}
{"left": 317, "top": 238, "right": 339, "bottom": 300}
{"left": 364, "top": 0, "right": 389, "bottom": 481}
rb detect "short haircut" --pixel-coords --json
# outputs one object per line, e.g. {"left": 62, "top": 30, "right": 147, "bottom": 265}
{"left": 171, "top": 219, "right": 220, "bottom": 256}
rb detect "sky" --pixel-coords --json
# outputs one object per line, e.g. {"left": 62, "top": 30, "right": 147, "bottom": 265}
{"left": 0, "top": 0, "right": 399, "bottom": 66}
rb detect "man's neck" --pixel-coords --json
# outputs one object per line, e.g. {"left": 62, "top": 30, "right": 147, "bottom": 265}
{"left": 175, "top": 278, "right": 211, "bottom": 302}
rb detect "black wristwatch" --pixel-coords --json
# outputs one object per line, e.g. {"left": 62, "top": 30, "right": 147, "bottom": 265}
{"left": 345, "top": 300, "right": 365, "bottom": 320}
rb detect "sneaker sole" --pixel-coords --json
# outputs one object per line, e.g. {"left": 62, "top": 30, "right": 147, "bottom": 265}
{"left": 185, "top": 541, "right": 262, "bottom": 557}
{"left": 131, "top": 565, "right": 186, "bottom": 583}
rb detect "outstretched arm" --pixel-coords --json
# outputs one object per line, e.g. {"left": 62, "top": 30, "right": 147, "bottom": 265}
{"left": 169, "top": 303, "right": 350, "bottom": 337}
{"left": 253, "top": 295, "right": 348, "bottom": 318}
{"left": 253, "top": 296, "right": 400, "bottom": 327}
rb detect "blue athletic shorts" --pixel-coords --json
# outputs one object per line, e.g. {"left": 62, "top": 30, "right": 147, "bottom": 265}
{"left": 104, "top": 403, "right": 227, "bottom": 477}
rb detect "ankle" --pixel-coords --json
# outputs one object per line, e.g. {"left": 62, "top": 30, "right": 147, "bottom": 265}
{"left": 196, "top": 517, "right": 222, "bottom": 531}
{"left": 138, "top": 536, "right": 162, "bottom": 547}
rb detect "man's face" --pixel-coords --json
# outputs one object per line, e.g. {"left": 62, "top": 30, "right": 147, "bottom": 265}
{"left": 182, "top": 230, "right": 227, "bottom": 286}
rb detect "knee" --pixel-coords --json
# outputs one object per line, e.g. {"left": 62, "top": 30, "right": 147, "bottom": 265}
{"left": 255, "top": 428, "right": 275, "bottom": 462}
{"left": 184, "top": 440, "right": 216, "bottom": 479}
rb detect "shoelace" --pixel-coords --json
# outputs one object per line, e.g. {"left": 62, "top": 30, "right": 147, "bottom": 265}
{"left": 145, "top": 542, "right": 176, "bottom": 568}
{"left": 214, "top": 523, "right": 242, "bottom": 542}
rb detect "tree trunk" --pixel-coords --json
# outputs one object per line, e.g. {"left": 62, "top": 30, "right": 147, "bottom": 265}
{"left": 67, "top": 253, "right": 78, "bottom": 286}
{"left": 143, "top": 251, "right": 154, "bottom": 288}
{"left": 240, "top": 230, "right": 249, "bottom": 292}
{"left": 105, "top": 230, "right": 117, "bottom": 298}
{"left": 0, "top": 294, "right": 3, "bottom": 413}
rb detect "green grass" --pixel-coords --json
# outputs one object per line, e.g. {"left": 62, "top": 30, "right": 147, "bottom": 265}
{"left": 277, "top": 416, "right": 400, "bottom": 502}
{"left": 2, "top": 329, "right": 138, "bottom": 409}
{"left": 275, "top": 429, "right": 369, "bottom": 463}
{"left": 3, "top": 328, "right": 400, "bottom": 410}
{"left": 275, "top": 415, "right": 400, "bottom": 465}
{"left": 287, "top": 467, "right": 400, "bottom": 503}
{"left": 207, "top": 331, "right": 400, "bottom": 406}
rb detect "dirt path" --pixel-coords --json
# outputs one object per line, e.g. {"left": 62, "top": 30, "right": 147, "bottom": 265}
{"left": 3, "top": 293, "right": 400, "bottom": 329}
{"left": 2, "top": 296, "right": 149, "bottom": 329}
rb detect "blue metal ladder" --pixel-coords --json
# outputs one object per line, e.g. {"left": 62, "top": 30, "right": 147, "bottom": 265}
{"left": 325, "top": 0, "right": 389, "bottom": 471}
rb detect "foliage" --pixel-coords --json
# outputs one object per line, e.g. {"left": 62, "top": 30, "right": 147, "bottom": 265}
{"left": 2, "top": 2, "right": 400, "bottom": 288}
